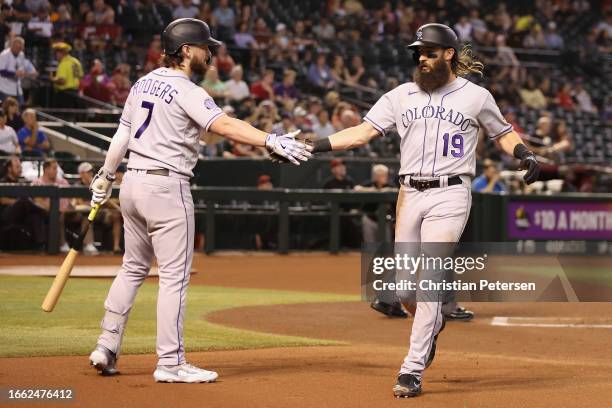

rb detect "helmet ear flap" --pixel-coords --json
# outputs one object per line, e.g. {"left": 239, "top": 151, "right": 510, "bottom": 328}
{"left": 412, "top": 50, "right": 420, "bottom": 64}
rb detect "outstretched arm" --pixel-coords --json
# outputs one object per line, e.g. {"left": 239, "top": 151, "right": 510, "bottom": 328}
{"left": 210, "top": 115, "right": 312, "bottom": 165}
{"left": 312, "top": 121, "right": 382, "bottom": 153}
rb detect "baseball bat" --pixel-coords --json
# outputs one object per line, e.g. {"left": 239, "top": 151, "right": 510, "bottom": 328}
{"left": 42, "top": 204, "right": 101, "bottom": 312}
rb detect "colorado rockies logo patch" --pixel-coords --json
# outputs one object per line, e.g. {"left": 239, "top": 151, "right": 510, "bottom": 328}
{"left": 416, "top": 30, "right": 423, "bottom": 40}
{"left": 204, "top": 98, "right": 217, "bottom": 110}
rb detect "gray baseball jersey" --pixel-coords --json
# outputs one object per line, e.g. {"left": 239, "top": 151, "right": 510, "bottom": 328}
{"left": 364, "top": 77, "right": 512, "bottom": 177}
{"left": 96, "top": 67, "right": 225, "bottom": 368}
{"left": 121, "top": 67, "right": 225, "bottom": 177}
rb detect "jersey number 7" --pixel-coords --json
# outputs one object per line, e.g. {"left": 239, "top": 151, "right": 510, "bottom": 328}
{"left": 135, "top": 101, "right": 154, "bottom": 139}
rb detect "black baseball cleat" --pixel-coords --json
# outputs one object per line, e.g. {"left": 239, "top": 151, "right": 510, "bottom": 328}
{"left": 393, "top": 374, "right": 422, "bottom": 398}
{"left": 370, "top": 299, "right": 408, "bottom": 318}
{"left": 425, "top": 318, "right": 446, "bottom": 368}
{"left": 443, "top": 306, "right": 474, "bottom": 321}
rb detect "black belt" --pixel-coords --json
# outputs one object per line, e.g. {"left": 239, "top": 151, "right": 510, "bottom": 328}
{"left": 399, "top": 175, "right": 463, "bottom": 191}
{"left": 128, "top": 168, "right": 169, "bottom": 176}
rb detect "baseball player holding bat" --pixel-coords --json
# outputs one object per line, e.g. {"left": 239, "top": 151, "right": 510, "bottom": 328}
{"left": 87, "top": 18, "right": 311, "bottom": 383}
{"left": 308, "top": 24, "right": 539, "bottom": 397}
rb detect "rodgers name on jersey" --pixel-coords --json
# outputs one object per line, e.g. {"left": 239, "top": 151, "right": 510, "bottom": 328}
{"left": 130, "top": 77, "right": 179, "bottom": 104}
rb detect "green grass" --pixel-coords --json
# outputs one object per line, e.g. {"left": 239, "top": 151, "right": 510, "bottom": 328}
{"left": 0, "top": 276, "right": 358, "bottom": 357}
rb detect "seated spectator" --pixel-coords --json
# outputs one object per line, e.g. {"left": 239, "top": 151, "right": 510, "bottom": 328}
{"left": 555, "top": 82, "right": 575, "bottom": 110}
{"left": 519, "top": 78, "right": 547, "bottom": 109}
{"left": 52, "top": 4, "right": 73, "bottom": 39}
{"left": 80, "top": 59, "right": 113, "bottom": 103}
{"left": 3, "top": 97, "right": 23, "bottom": 131}
{"left": 346, "top": 55, "right": 366, "bottom": 86}
{"left": 173, "top": 0, "right": 198, "bottom": 19}
{"left": 494, "top": 35, "right": 520, "bottom": 82}
{"left": 31, "top": 158, "right": 97, "bottom": 254}
{"left": 18, "top": 108, "right": 49, "bottom": 156}
{"left": 271, "top": 111, "right": 297, "bottom": 136}
{"left": 307, "top": 53, "right": 334, "bottom": 91}
{"left": 0, "top": 108, "right": 19, "bottom": 154}
{"left": 534, "top": 115, "right": 552, "bottom": 141}
{"left": 272, "top": 23, "right": 290, "bottom": 51}
{"left": 532, "top": 119, "right": 573, "bottom": 160}
{"left": 469, "top": 9, "right": 487, "bottom": 42}
{"left": 330, "top": 55, "right": 349, "bottom": 83}
{"left": 234, "top": 21, "right": 259, "bottom": 48}
{"left": 110, "top": 63, "right": 131, "bottom": 106}
{"left": 332, "top": 102, "right": 361, "bottom": 131}
{"left": 273, "top": 69, "right": 298, "bottom": 105}
{"left": 144, "top": 35, "right": 162, "bottom": 72}
{"left": 473, "top": 159, "right": 507, "bottom": 193}
{"left": 212, "top": 44, "right": 235, "bottom": 80}
{"left": 355, "top": 164, "right": 394, "bottom": 243}
{"left": 250, "top": 69, "right": 275, "bottom": 102}
{"left": 0, "top": 155, "right": 48, "bottom": 250}
{"left": 225, "top": 65, "right": 250, "bottom": 102}
{"left": 312, "top": 17, "right": 335, "bottom": 40}
{"left": 313, "top": 109, "right": 335, "bottom": 140}
{"left": 93, "top": 0, "right": 115, "bottom": 24}
{"left": 503, "top": 108, "right": 526, "bottom": 135}
{"left": 572, "top": 79, "right": 597, "bottom": 113}
{"left": 212, "top": 0, "right": 236, "bottom": 41}
{"left": 522, "top": 24, "right": 546, "bottom": 48}
{"left": 454, "top": 15, "right": 473, "bottom": 43}
{"left": 201, "top": 66, "right": 228, "bottom": 100}
{"left": 544, "top": 22, "right": 564, "bottom": 49}
{"left": 292, "top": 106, "right": 312, "bottom": 134}
{"left": 323, "top": 158, "right": 355, "bottom": 189}
{"left": 27, "top": 6, "right": 53, "bottom": 41}
{"left": 252, "top": 17, "right": 271, "bottom": 46}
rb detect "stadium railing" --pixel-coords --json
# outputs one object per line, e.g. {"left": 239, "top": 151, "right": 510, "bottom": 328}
{"left": 1, "top": 185, "right": 609, "bottom": 255}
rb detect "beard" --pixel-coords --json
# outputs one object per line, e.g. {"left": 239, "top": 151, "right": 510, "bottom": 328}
{"left": 414, "top": 57, "right": 451, "bottom": 92}
{"left": 189, "top": 55, "right": 208, "bottom": 76}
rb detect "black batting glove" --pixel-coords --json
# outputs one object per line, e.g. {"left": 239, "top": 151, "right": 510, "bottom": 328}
{"left": 514, "top": 144, "right": 540, "bottom": 185}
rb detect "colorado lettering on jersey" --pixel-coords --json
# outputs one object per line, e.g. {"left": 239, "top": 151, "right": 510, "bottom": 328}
{"left": 131, "top": 78, "right": 178, "bottom": 104}
{"left": 401, "top": 105, "right": 472, "bottom": 131}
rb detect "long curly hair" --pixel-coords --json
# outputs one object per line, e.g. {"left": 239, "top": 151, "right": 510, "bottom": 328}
{"left": 451, "top": 44, "right": 484, "bottom": 77}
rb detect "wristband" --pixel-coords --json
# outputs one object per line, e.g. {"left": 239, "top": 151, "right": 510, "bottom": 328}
{"left": 312, "top": 138, "right": 332, "bottom": 153}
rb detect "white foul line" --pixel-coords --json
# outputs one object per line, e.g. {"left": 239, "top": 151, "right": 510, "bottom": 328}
{"left": 491, "top": 316, "right": 612, "bottom": 329}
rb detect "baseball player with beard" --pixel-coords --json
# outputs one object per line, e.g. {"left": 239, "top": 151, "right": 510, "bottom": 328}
{"left": 87, "top": 18, "right": 311, "bottom": 383}
{"left": 308, "top": 23, "right": 539, "bottom": 397}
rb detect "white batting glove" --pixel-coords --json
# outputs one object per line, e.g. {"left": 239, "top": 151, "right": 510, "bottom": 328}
{"left": 265, "top": 130, "right": 313, "bottom": 165}
{"left": 90, "top": 168, "right": 116, "bottom": 206}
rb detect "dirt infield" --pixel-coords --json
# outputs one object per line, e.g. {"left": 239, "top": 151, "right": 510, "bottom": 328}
{"left": 1, "top": 253, "right": 612, "bottom": 407}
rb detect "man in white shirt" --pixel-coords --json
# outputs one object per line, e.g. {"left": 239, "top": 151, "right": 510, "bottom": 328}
{"left": 225, "top": 65, "right": 250, "bottom": 101}
{"left": 0, "top": 37, "right": 38, "bottom": 104}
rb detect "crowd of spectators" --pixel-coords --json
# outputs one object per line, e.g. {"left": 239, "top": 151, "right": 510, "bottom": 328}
{"left": 0, "top": 0, "right": 610, "bottom": 252}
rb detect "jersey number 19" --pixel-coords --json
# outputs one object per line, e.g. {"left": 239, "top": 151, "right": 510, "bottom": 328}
{"left": 442, "top": 133, "right": 464, "bottom": 157}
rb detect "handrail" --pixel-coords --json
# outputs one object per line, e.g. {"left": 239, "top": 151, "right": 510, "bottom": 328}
{"left": 37, "top": 111, "right": 113, "bottom": 149}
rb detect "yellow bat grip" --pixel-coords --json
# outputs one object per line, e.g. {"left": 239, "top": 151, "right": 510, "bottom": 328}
{"left": 88, "top": 203, "right": 101, "bottom": 222}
